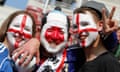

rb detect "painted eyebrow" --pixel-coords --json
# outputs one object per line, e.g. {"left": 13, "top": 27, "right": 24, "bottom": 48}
{"left": 24, "top": 26, "right": 31, "bottom": 31}
{"left": 80, "top": 21, "right": 89, "bottom": 26}
{"left": 13, "top": 24, "right": 20, "bottom": 27}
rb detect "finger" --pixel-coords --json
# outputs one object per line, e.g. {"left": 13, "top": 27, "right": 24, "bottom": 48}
{"left": 106, "top": 20, "right": 118, "bottom": 32}
{"left": 110, "top": 19, "right": 118, "bottom": 31}
{"left": 109, "top": 6, "right": 116, "bottom": 19}
{"left": 102, "top": 8, "right": 108, "bottom": 29}
{"left": 12, "top": 47, "right": 22, "bottom": 55}
{"left": 36, "top": 51, "right": 40, "bottom": 65}
{"left": 12, "top": 48, "right": 24, "bottom": 61}
{"left": 22, "top": 54, "right": 33, "bottom": 67}
{"left": 18, "top": 51, "right": 29, "bottom": 66}
{"left": 102, "top": 8, "right": 107, "bottom": 22}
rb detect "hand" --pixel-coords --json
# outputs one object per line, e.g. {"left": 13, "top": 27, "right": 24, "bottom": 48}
{"left": 12, "top": 38, "right": 40, "bottom": 67}
{"left": 102, "top": 6, "right": 118, "bottom": 34}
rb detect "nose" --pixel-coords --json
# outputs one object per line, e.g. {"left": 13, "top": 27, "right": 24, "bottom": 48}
{"left": 15, "top": 36, "right": 23, "bottom": 42}
{"left": 15, "top": 32, "right": 24, "bottom": 42}
{"left": 51, "top": 31, "right": 64, "bottom": 44}
{"left": 52, "top": 31, "right": 59, "bottom": 41}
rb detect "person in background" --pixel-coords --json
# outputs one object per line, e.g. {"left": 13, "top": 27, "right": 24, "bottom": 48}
{"left": 114, "top": 27, "right": 120, "bottom": 61}
{"left": 71, "top": 1, "right": 120, "bottom": 72}
{"left": 70, "top": 0, "right": 77, "bottom": 10}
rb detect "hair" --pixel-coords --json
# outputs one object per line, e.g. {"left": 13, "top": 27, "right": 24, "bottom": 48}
{"left": 54, "top": 6, "right": 62, "bottom": 11}
{"left": 117, "top": 27, "right": 120, "bottom": 31}
{"left": 0, "top": 10, "right": 36, "bottom": 42}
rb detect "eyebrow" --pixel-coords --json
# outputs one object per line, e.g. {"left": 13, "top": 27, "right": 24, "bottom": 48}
{"left": 24, "top": 25, "right": 31, "bottom": 31}
{"left": 13, "top": 24, "right": 20, "bottom": 27}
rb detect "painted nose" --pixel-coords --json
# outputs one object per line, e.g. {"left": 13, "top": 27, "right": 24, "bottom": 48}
{"left": 52, "top": 31, "right": 64, "bottom": 44}
{"left": 52, "top": 31, "right": 59, "bottom": 41}
{"left": 15, "top": 32, "right": 24, "bottom": 42}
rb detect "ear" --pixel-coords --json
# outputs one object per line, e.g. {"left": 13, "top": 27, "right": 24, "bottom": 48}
{"left": 97, "top": 21, "right": 103, "bottom": 31}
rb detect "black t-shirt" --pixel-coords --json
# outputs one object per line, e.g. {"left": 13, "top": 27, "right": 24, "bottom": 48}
{"left": 78, "top": 52, "right": 120, "bottom": 72}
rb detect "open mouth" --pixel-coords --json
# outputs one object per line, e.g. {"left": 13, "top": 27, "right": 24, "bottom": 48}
{"left": 79, "top": 32, "right": 89, "bottom": 40}
{"left": 48, "top": 42, "right": 57, "bottom": 48}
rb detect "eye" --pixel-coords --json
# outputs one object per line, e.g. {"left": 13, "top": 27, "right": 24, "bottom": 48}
{"left": 59, "top": 30, "right": 64, "bottom": 34}
{"left": 13, "top": 24, "right": 20, "bottom": 27}
{"left": 72, "top": 24, "right": 78, "bottom": 29}
{"left": 24, "top": 25, "right": 32, "bottom": 32}
{"left": 81, "top": 22, "right": 89, "bottom": 26}
{"left": 25, "top": 27, "right": 31, "bottom": 32}
{"left": 47, "top": 29, "right": 53, "bottom": 32}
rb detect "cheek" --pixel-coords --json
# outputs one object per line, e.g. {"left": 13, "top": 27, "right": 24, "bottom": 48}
{"left": 45, "top": 31, "right": 53, "bottom": 41}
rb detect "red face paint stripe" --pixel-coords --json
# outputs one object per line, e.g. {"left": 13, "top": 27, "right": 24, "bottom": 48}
{"left": 81, "top": 40, "right": 85, "bottom": 48}
{"left": 21, "top": 15, "right": 27, "bottom": 33}
{"left": 14, "top": 41, "right": 19, "bottom": 49}
{"left": 8, "top": 29, "right": 32, "bottom": 39}
{"left": 76, "top": 14, "right": 80, "bottom": 29}
{"left": 79, "top": 28, "right": 98, "bottom": 32}
{"left": 72, "top": 28, "right": 98, "bottom": 34}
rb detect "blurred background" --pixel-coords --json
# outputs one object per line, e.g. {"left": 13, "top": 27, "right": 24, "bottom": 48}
{"left": 0, "top": 0, "right": 120, "bottom": 27}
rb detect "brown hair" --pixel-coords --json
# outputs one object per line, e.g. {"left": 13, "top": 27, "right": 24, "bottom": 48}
{"left": 117, "top": 27, "right": 120, "bottom": 31}
{"left": 0, "top": 10, "right": 36, "bottom": 42}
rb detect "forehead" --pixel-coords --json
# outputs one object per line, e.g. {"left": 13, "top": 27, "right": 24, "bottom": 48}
{"left": 73, "top": 13, "right": 94, "bottom": 24}
{"left": 42, "top": 11, "right": 68, "bottom": 29}
{"left": 11, "top": 14, "right": 33, "bottom": 27}
{"left": 43, "top": 23, "right": 68, "bottom": 30}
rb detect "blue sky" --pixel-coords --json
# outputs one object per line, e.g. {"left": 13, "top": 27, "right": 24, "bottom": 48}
{"left": 5, "top": 0, "right": 28, "bottom": 10}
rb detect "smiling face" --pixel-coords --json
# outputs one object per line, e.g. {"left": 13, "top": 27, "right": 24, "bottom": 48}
{"left": 72, "top": 12, "right": 98, "bottom": 48}
{"left": 41, "top": 23, "right": 68, "bottom": 53}
{"left": 40, "top": 11, "right": 68, "bottom": 53}
{"left": 7, "top": 14, "right": 33, "bottom": 48}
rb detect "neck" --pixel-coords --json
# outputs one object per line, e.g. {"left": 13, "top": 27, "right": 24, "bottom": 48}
{"left": 3, "top": 38, "right": 9, "bottom": 48}
{"left": 3, "top": 38, "right": 14, "bottom": 55}
{"left": 84, "top": 45, "right": 107, "bottom": 62}
{"left": 84, "top": 36, "right": 107, "bottom": 62}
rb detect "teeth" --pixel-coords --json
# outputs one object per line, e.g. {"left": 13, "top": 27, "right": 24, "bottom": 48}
{"left": 79, "top": 32, "right": 88, "bottom": 40}
{"left": 81, "top": 32, "right": 87, "bottom": 35}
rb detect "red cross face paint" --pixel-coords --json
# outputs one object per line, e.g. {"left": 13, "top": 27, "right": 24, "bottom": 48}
{"left": 45, "top": 26, "right": 64, "bottom": 45}
{"left": 40, "top": 11, "right": 68, "bottom": 53}
{"left": 41, "top": 23, "right": 68, "bottom": 53}
{"left": 72, "top": 13, "right": 98, "bottom": 48}
{"left": 7, "top": 14, "right": 33, "bottom": 48}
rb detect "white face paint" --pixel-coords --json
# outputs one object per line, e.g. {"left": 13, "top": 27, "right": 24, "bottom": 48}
{"left": 41, "top": 11, "right": 68, "bottom": 53}
{"left": 72, "top": 13, "right": 98, "bottom": 48}
{"left": 41, "top": 23, "right": 68, "bottom": 53}
{"left": 7, "top": 14, "right": 33, "bottom": 48}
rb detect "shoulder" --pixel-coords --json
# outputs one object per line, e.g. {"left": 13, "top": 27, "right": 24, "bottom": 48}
{"left": 0, "top": 43, "right": 9, "bottom": 66}
{"left": 97, "top": 52, "right": 120, "bottom": 68}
